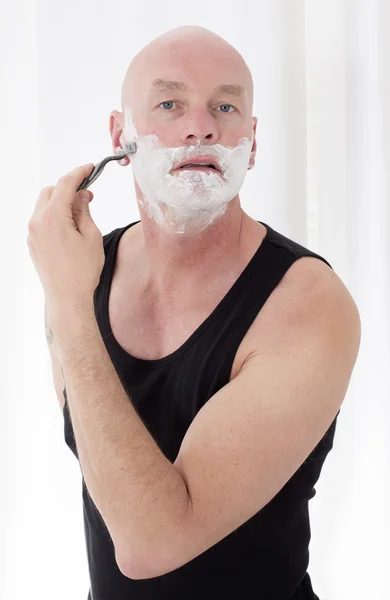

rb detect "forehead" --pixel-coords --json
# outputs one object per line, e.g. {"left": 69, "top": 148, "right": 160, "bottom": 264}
{"left": 126, "top": 40, "right": 253, "bottom": 107}
{"left": 149, "top": 78, "right": 246, "bottom": 98}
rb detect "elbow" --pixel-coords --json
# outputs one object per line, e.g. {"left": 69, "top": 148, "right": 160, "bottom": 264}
{"left": 116, "top": 505, "right": 194, "bottom": 579}
{"left": 116, "top": 547, "right": 170, "bottom": 581}
{"left": 116, "top": 474, "right": 194, "bottom": 579}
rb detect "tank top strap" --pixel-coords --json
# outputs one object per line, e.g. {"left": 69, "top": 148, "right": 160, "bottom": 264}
{"left": 215, "top": 221, "right": 333, "bottom": 369}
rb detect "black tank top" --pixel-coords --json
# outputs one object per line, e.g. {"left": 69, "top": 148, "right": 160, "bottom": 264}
{"left": 63, "top": 220, "right": 339, "bottom": 600}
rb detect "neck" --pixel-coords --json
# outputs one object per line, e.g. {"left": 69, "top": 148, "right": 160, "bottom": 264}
{"left": 133, "top": 197, "right": 253, "bottom": 295}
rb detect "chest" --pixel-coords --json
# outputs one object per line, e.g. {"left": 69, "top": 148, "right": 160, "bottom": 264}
{"left": 107, "top": 271, "right": 259, "bottom": 382}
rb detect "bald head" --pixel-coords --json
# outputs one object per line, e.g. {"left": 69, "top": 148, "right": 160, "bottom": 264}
{"left": 120, "top": 26, "right": 254, "bottom": 113}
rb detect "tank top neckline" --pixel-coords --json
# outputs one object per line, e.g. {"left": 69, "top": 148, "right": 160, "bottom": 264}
{"left": 101, "top": 220, "right": 274, "bottom": 370}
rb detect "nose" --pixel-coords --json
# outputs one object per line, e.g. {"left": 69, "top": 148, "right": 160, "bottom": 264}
{"left": 181, "top": 109, "right": 219, "bottom": 146}
{"left": 187, "top": 132, "right": 214, "bottom": 145}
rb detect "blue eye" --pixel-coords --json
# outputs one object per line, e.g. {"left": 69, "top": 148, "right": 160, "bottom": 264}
{"left": 159, "top": 101, "right": 177, "bottom": 110}
{"left": 218, "top": 104, "right": 234, "bottom": 113}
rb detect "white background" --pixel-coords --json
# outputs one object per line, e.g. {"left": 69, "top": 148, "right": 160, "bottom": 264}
{"left": 1, "top": 1, "right": 389, "bottom": 598}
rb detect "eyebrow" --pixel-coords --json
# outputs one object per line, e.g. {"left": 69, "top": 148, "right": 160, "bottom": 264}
{"left": 150, "top": 79, "right": 246, "bottom": 97}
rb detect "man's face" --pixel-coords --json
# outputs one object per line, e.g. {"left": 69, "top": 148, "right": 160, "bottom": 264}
{"left": 113, "top": 40, "right": 257, "bottom": 234}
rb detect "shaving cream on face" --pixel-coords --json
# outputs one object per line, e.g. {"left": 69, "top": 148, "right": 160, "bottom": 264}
{"left": 121, "top": 106, "right": 253, "bottom": 235}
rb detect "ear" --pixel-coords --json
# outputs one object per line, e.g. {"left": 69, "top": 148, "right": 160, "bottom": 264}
{"left": 109, "top": 110, "right": 130, "bottom": 166}
{"left": 248, "top": 117, "right": 258, "bottom": 171}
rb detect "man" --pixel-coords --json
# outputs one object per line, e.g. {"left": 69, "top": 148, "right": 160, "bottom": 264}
{"left": 40, "top": 25, "right": 360, "bottom": 600}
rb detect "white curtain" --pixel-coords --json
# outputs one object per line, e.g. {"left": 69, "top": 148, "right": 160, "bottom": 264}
{"left": 2, "top": 1, "right": 388, "bottom": 598}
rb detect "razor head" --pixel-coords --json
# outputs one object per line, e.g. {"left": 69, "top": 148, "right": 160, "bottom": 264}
{"left": 123, "top": 141, "right": 137, "bottom": 155}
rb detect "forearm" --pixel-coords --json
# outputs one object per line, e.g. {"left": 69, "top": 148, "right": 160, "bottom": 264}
{"left": 50, "top": 304, "right": 191, "bottom": 574}
{"left": 46, "top": 301, "right": 109, "bottom": 529}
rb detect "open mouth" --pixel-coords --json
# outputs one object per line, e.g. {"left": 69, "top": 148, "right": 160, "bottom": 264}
{"left": 177, "top": 163, "right": 220, "bottom": 173}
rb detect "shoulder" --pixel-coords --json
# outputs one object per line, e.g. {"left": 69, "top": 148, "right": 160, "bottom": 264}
{"left": 243, "top": 255, "right": 361, "bottom": 367}
{"left": 281, "top": 255, "right": 360, "bottom": 326}
{"left": 278, "top": 254, "right": 335, "bottom": 294}
{"left": 266, "top": 253, "right": 358, "bottom": 321}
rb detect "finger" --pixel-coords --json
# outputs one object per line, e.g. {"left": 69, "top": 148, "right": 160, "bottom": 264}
{"left": 49, "top": 163, "right": 95, "bottom": 212}
{"left": 72, "top": 191, "right": 95, "bottom": 234}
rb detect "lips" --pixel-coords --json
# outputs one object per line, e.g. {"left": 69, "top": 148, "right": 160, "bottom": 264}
{"left": 175, "top": 156, "right": 221, "bottom": 172}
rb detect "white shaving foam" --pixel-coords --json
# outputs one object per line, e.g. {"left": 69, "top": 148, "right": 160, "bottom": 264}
{"left": 120, "top": 106, "right": 253, "bottom": 234}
